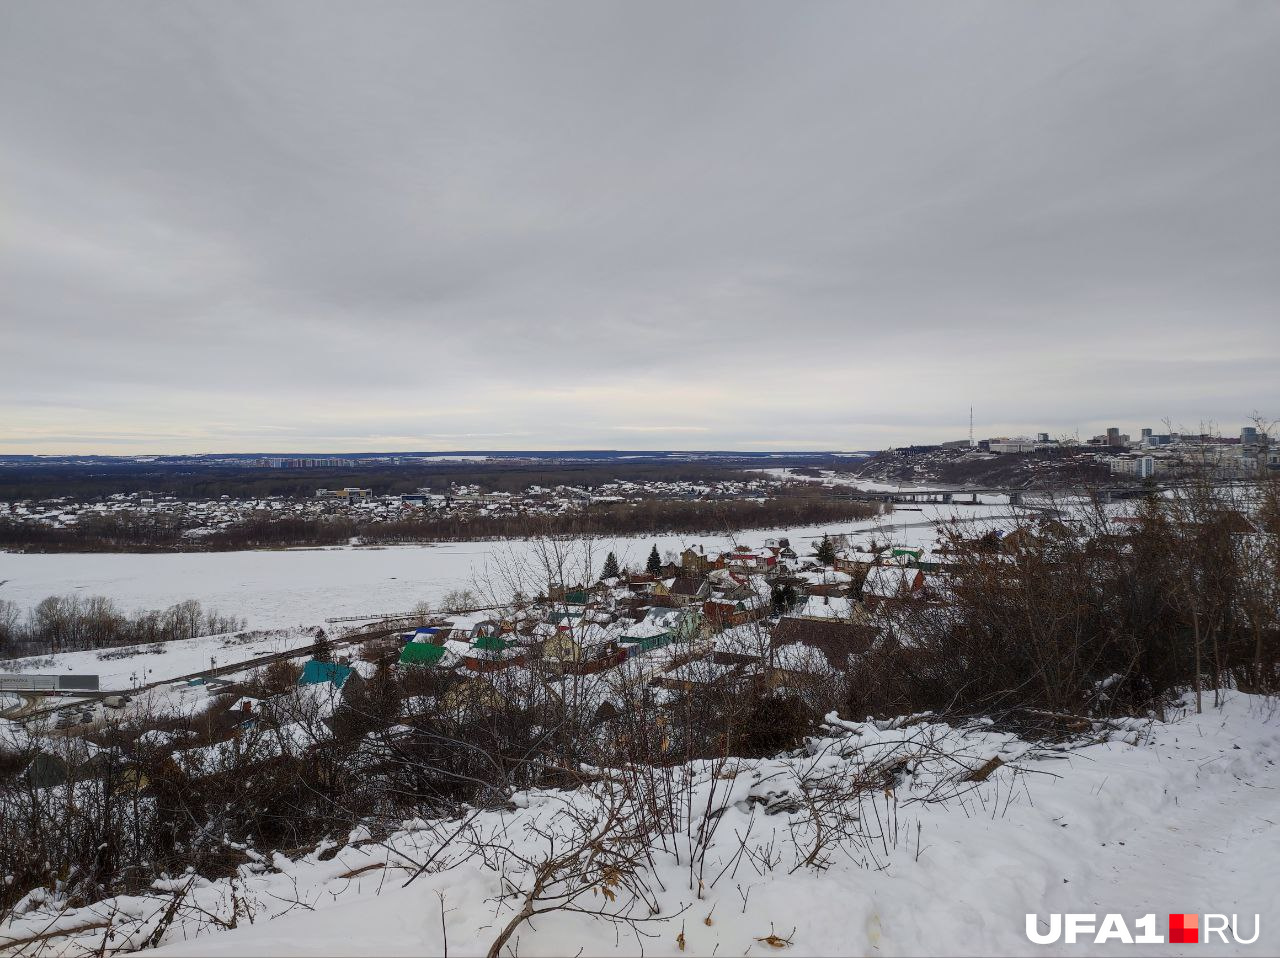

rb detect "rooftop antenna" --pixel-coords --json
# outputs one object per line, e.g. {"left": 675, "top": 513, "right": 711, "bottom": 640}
{"left": 969, "top": 406, "right": 974, "bottom": 447}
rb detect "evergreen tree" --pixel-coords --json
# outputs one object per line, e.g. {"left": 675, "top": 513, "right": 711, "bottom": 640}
{"left": 815, "top": 535, "right": 836, "bottom": 565}
{"left": 646, "top": 544, "right": 663, "bottom": 575}
{"left": 311, "top": 630, "right": 333, "bottom": 662}
{"left": 771, "top": 582, "right": 799, "bottom": 614}
{"left": 602, "top": 551, "right": 620, "bottom": 580}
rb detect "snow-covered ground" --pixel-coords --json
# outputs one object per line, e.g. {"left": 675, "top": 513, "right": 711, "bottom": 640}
{"left": 0, "top": 508, "right": 1014, "bottom": 632}
{"left": 0, "top": 628, "right": 318, "bottom": 693}
{"left": 4, "top": 692, "right": 1274, "bottom": 956}
{"left": 749, "top": 469, "right": 1016, "bottom": 503}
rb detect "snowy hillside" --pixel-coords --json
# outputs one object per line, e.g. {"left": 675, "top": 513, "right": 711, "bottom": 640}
{"left": 4, "top": 693, "right": 1276, "bottom": 957}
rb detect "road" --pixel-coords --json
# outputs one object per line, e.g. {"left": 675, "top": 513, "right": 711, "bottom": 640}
{"left": 2, "top": 621, "right": 403, "bottom": 725}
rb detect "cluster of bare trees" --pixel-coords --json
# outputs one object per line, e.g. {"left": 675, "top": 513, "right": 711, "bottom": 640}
{"left": 1, "top": 497, "right": 883, "bottom": 553}
{"left": 852, "top": 473, "right": 1280, "bottom": 724}
{"left": 1, "top": 666, "right": 974, "bottom": 957}
{"left": 1, "top": 659, "right": 1039, "bottom": 958}
{"left": 0, "top": 595, "right": 245, "bottom": 660}
{"left": 0, "top": 644, "right": 831, "bottom": 925}
{"left": 0, "top": 513, "right": 190, "bottom": 552}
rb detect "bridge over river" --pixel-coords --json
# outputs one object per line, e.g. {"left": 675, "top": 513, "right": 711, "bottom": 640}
{"left": 839, "top": 478, "right": 1256, "bottom": 507}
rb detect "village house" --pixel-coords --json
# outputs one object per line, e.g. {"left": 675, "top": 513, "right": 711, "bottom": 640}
{"left": 619, "top": 619, "right": 678, "bottom": 655}
{"left": 860, "top": 565, "right": 927, "bottom": 611}
{"left": 702, "top": 594, "right": 768, "bottom": 628}
{"left": 440, "top": 675, "right": 507, "bottom": 715}
{"left": 770, "top": 617, "right": 879, "bottom": 672}
{"left": 680, "top": 545, "right": 720, "bottom": 576}
{"left": 724, "top": 547, "right": 777, "bottom": 574}
{"left": 794, "top": 567, "right": 855, "bottom": 598}
{"left": 24, "top": 740, "right": 116, "bottom": 789}
{"left": 834, "top": 548, "right": 881, "bottom": 574}
{"left": 762, "top": 537, "right": 798, "bottom": 561}
{"left": 642, "top": 605, "right": 702, "bottom": 640}
{"left": 664, "top": 576, "right": 711, "bottom": 606}
{"left": 788, "top": 593, "right": 868, "bottom": 623}
{"left": 540, "top": 622, "right": 625, "bottom": 673}
{"left": 298, "top": 659, "right": 361, "bottom": 691}
{"left": 462, "top": 634, "right": 528, "bottom": 672}
{"left": 399, "top": 640, "right": 466, "bottom": 668}
{"left": 652, "top": 658, "right": 749, "bottom": 694}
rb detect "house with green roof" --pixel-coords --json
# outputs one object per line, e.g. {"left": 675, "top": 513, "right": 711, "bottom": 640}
{"left": 619, "top": 621, "right": 675, "bottom": 655}
{"left": 464, "top": 634, "right": 527, "bottom": 672}
{"left": 298, "top": 659, "right": 357, "bottom": 689}
{"left": 399, "top": 642, "right": 447, "bottom": 666}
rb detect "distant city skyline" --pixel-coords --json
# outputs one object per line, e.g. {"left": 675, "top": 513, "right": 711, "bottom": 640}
{"left": 3, "top": 2, "right": 1278, "bottom": 454}
{"left": 1, "top": 412, "right": 1268, "bottom": 460}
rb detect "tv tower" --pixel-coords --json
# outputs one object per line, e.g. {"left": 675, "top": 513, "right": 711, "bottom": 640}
{"left": 969, "top": 406, "right": 975, "bottom": 447}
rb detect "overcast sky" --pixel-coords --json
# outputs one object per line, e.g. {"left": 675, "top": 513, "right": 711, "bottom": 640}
{"left": 2, "top": 1, "right": 1278, "bottom": 454}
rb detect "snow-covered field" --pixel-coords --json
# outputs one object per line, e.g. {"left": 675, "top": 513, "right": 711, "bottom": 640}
{"left": 0, "top": 628, "right": 317, "bottom": 693}
{"left": 4, "top": 692, "right": 1275, "bottom": 957}
{"left": 0, "top": 508, "right": 1012, "bottom": 632}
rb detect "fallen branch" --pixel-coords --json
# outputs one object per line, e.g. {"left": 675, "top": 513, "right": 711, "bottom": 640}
{"left": 962, "top": 756, "right": 1004, "bottom": 782}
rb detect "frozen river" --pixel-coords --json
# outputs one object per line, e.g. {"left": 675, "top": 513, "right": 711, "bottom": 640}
{"left": 0, "top": 504, "right": 1011, "bottom": 630}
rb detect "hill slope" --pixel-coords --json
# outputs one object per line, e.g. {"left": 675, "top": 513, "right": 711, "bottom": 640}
{"left": 4, "top": 694, "right": 1276, "bottom": 957}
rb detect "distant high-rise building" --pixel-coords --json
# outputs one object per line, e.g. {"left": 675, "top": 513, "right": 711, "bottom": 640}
{"left": 1110, "top": 455, "right": 1158, "bottom": 479}
{"left": 1106, "top": 427, "right": 1122, "bottom": 447}
{"left": 1241, "top": 426, "right": 1259, "bottom": 445}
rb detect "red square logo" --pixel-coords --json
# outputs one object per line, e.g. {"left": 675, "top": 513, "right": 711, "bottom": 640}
{"left": 1170, "top": 914, "right": 1199, "bottom": 944}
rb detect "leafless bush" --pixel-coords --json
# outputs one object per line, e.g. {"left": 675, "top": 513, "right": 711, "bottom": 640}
{"left": 847, "top": 470, "right": 1279, "bottom": 726}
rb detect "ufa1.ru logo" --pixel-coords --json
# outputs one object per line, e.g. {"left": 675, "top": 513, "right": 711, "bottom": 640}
{"left": 1026, "top": 913, "right": 1261, "bottom": 945}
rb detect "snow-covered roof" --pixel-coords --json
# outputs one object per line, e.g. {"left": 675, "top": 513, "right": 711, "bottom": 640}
{"left": 863, "top": 565, "right": 922, "bottom": 596}
{"left": 621, "top": 620, "right": 671, "bottom": 640}
{"left": 793, "top": 595, "right": 856, "bottom": 620}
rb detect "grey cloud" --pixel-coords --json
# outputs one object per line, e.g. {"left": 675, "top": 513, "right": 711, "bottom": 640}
{"left": 2, "top": 1, "right": 1278, "bottom": 452}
